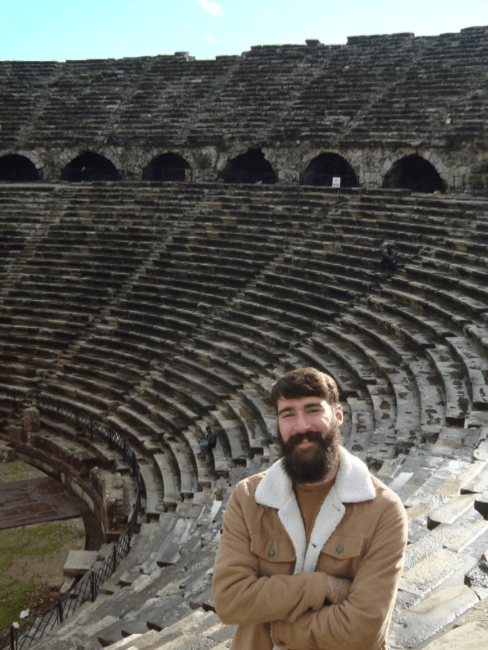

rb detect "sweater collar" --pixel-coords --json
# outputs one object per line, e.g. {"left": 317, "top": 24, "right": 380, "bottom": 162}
{"left": 254, "top": 446, "right": 375, "bottom": 509}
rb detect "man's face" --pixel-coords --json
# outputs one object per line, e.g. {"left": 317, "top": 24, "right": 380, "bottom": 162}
{"left": 277, "top": 395, "right": 343, "bottom": 484}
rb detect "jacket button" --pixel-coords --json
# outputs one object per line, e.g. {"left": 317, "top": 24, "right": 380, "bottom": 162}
{"left": 336, "top": 544, "right": 344, "bottom": 554}
{"left": 268, "top": 548, "right": 276, "bottom": 557}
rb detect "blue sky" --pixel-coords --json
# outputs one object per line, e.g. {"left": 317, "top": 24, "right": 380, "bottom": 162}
{"left": 1, "top": 0, "right": 487, "bottom": 61}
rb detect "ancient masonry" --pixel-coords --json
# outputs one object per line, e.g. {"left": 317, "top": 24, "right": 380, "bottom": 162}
{"left": 0, "top": 25, "right": 488, "bottom": 191}
{"left": 0, "top": 25, "right": 488, "bottom": 650}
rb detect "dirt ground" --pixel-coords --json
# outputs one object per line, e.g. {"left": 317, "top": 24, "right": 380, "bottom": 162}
{"left": 0, "top": 459, "right": 86, "bottom": 635}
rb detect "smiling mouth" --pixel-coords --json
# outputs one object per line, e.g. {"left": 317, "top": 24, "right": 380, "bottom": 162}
{"left": 296, "top": 440, "right": 315, "bottom": 450}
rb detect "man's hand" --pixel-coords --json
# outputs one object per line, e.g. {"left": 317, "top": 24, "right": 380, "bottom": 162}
{"left": 325, "top": 574, "right": 351, "bottom": 605}
{"left": 270, "top": 576, "right": 351, "bottom": 649}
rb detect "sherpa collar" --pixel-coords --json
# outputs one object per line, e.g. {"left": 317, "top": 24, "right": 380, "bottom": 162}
{"left": 254, "top": 447, "right": 375, "bottom": 574}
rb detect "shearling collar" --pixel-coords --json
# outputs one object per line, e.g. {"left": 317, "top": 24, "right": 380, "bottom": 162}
{"left": 254, "top": 447, "right": 375, "bottom": 574}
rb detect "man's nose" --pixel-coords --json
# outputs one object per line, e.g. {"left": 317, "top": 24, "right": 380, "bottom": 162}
{"left": 293, "top": 411, "right": 310, "bottom": 433}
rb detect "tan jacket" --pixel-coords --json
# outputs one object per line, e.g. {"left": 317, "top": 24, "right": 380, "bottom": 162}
{"left": 212, "top": 448, "right": 407, "bottom": 650}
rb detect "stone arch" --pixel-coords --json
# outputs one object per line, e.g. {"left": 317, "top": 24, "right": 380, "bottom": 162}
{"left": 61, "top": 151, "right": 121, "bottom": 182}
{"left": 220, "top": 148, "right": 278, "bottom": 184}
{"left": 142, "top": 152, "right": 192, "bottom": 181}
{"left": 0, "top": 154, "right": 41, "bottom": 182}
{"left": 301, "top": 153, "right": 359, "bottom": 187}
{"left": 382, "top": 154, "right": 446, "bottom": 193}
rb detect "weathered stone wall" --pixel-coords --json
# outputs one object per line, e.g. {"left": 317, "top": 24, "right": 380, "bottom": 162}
{"left": 0, "top": 26, "right": 487, "bottom": 189}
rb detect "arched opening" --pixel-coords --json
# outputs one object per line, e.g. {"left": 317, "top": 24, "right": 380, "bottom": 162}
{"left": 61, "top": 152, "right": 121, "bottom": 182}
{"left": 221, "top": 149, "right": 278, "bottom": 184}
{"left": 301, "top": 153, "right": 359, "bottom": 188}
{"left": 142, "top": 153, "right": 192, "bottom": 182}
{"left": 382, "top": 155, "right": 446, "bottom": 193}
{"left": 0, "top": 154, "right": 40, "bottom": 182}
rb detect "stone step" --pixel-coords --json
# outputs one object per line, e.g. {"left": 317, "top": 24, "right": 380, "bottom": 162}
{"left": 391, "top": 585, "right": 479, "bottom": 649}
{"left": 419, "top": 620, "right": 488, "bottom": 649}
{"left": 399, "top": 548, "right": 478, "bottom": 600}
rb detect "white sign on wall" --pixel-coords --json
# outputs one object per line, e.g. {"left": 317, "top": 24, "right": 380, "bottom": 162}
{"left": 332, "top": 177, "right": 341, "bottom": 187}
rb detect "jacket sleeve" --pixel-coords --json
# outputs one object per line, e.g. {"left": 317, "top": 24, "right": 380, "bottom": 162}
{"left": 212, "top": 482, "right": 328, "bottom": 626}
{"left": 271, "top": 499, "right": 407, "bottom": 650}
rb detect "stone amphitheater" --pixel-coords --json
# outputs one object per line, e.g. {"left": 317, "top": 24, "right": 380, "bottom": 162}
{"left": 1, "top": 24, "right": 488, "bottom": 650}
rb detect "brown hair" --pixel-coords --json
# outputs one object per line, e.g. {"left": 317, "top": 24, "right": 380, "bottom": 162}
{"left": 270, "top": 367, "right": 339, "bottom": 410}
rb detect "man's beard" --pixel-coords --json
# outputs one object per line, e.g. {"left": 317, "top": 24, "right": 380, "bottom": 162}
{"left": 278, "top": 424, "right": 342, "bottom": 484}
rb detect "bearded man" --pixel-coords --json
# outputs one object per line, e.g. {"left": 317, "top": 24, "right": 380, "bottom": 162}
{"left": 212, "top": 367, "right": 407, "bottom": 650}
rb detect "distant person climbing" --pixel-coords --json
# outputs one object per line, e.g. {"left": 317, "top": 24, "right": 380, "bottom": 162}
{"left": 381, "top": 242, "right": 399, "bottom": 277}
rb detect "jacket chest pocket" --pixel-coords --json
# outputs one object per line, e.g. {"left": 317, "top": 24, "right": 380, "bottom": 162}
{"left": 317, "top": 533, "right": 365, "bottom": 578}
{"left": 250, "top": 535, "right": 296, "bottom": 578}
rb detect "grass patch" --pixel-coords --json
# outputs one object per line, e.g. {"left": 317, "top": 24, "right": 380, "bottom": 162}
{"left": 0, "top": 576, "right": 44, "bottom": 634}
{"left": 0, "top": 460, "right": 85, "bottom": 635}
{"left": 0, "top": 459, "right": 46, "bottom": 483}
{"left": 0, "top": 521, "right": 85, "bottom": 634}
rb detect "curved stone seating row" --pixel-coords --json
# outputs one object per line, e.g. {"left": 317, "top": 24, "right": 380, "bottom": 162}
{"left": 46, "top": 184, "right": 488, "bottom": 648}
{"left": 0, "top": 186, "right": 56, "bottom": 279}
{"left": 350, "top": 28, "right": 488, "bottom": 144}
{"left": 5, "top": 405, "right": 141, "bottom": 554}
{"left": 291, "top": 235, "right": 488, "bottom": 434}
{"left": 1, "top": 27, "right": 487, "bottom": 153}
{"left": 0, "top": 184, "right": 202, "bottom": 399}
{"left": 35, "top": 488, "right": 235, "bottom": 650}
{"left": 0, "top": 185, "right": 484, "bottom": 410}
{"left": 26, "top": 418, "right": 488, "bottom": 650}
{"left": 31, "top": 189, "right": 349, "bottom": 431}
{"left": 384, "top": 439, "right": 488, "bottom": 649}
{"left": 0, "top": 62, "right": 60, "bottom": 147}
{"left": 115, "top": 56, "right": 236, "bottom": 145}
{"left": 3, "top": 187, "right": 480, "bottom": 454}
{"left": 2, "top": 184, "right": 488, "bottom": 649}
{"left": 27, "top": 58, "right": 153, "bottom": 146}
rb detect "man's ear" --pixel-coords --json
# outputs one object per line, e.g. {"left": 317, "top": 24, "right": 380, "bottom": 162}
{"left": 335, "top": 405, "right": 344, "bottom": 423}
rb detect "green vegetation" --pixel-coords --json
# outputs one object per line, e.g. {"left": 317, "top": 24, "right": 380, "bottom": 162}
{"left": 0, "top": 522, "right": 84, "bottom": 634}
{"left": 0, "top": 459, "right": 46, "bottom": 482}
{"left": 0, "top": 576, "right": 44, "bottom": 636}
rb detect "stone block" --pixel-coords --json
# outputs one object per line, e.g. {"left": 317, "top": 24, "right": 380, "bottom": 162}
{"left": 23, "top": 407, "right": 40, "bottom": 435}
{"left": 0, "top": 444, "right": 16, "bottom": 461}
{"left": 453, "top": 593, "right": 488, "bottom": 627}
{"left": 63, "top": 550, "right": 99, "bottom": 577}
{"left": 428, "top": 493, "right": 477, "bottom": 527}
{"left": 399, "top": 548, "right": 477, "bottom": 597}
{"left": 403, "top": 509, "right": 483, "bottom": 571}
{"left": 474, "top": 439, "right": 488, "bottom": 461}
{"left": 8, "top": 424, "right": 26, "bottom": 443}
{"left": 462, "top": 463, "right": 488, "bottom": 494}
{"left": 390, "top": 585, "right": 479, "bottom": 649}
{"left": 419, "top": 621, "right": 488, "bottom": 649}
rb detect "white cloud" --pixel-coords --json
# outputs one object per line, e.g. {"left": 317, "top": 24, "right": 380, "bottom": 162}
{"left": 205, "top": 36, "right": 216, "bottom": 42}
{"left": 197, "top": 0, "right": 223, "bottom": 16}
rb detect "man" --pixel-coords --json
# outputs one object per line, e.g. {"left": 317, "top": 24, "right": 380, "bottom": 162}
{"left": 380, "top": 242, "right": 399, "bottom": 277}
{"left": 206, "top": 425, "right": 217, "bottom": 450}
{"left": 212, "top": 367, "right": 407, "bottom": 650}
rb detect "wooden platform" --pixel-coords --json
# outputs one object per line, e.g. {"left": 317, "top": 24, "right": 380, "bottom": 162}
{"left": 0, "top": 477, "right": 81, "bottom": 530}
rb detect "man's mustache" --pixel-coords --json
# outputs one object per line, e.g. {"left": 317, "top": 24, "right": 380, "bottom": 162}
{"left": 285, "top": 430, "right": 325, "bottom": 450}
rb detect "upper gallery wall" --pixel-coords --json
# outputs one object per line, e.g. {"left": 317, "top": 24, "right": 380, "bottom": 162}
{"left": 0, "top": 26, "right": 487, "bottom": 190}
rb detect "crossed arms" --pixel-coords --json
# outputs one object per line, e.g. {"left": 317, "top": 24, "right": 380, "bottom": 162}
{"left": 212, "top": 483, "right": 407, "bottom": 650}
